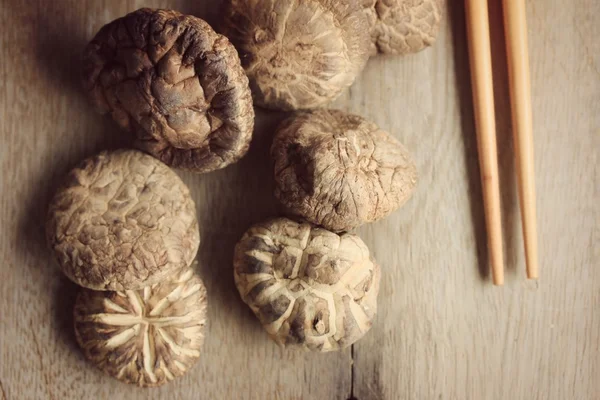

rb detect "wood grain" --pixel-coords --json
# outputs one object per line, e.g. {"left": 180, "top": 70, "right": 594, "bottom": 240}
{"left": 0, "top": 1, "right": 598, "bottom": 399}
{"left": 347, "top": 1, "right": 600, "bottom": 399}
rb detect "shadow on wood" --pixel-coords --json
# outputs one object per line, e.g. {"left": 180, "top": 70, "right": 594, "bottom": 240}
{"left": 176, "top": 0, "right": 225, "bottom": 29}
{"left": 448, "top": 1, "right": 490, "bottom": 281}
{"left": 13, "top": 0, "right": 130, "bottom": 354}
{"left": 30, "top": 2, "right": 89, "bottom": 97}
{"left": 185, "top": 109, "right": 289, "bottom": 330}
{"left": 53, "top": 277, "right": 81, "bottom": 352}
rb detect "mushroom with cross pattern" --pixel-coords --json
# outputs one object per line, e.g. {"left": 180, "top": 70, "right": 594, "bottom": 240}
{"left": 74, "top": 268, "right": 208, "bottom": 387}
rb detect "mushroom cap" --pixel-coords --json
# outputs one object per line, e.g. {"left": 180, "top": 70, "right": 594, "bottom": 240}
{"left": 222, "top": 0, "right": 371, "bottom": 111}
{"left": 271, "top": 109, "right": 417, "bottom": 232}
{"left": 369, "top": 0, "right": 444, "bottom": 55}
{"left": 74, "top": 268, "right": 208, "bottom": 387}
{"left": 82, "top": 8, "right": 254, "bottom": 173}
{"left": 360, "top": 0, "right": 379, "bottom": 55}
{"left": 234, "top": 218, "right": 380, "bottom": 351}
{"left": 46, "top": 149, "right": 200, "bottom": 291}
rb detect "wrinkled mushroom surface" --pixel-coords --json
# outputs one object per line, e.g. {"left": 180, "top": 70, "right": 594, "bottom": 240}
{"left": 272, "top": 109, "right": 417, "bottom": 232}
{"left": 46, "top": 149, "right": 200, "bottom": 291}
{"left": 222, "top": 0, "right": 371, "bottom": 111}
{"left": 83, "top": 8, "right": 254, "bottom": 173}
{"left": 361, "top": 0, "right": 379, "bottom": 55}
{"left": 234, "top": 218, "right": 380, "bottom": 351}
{"left": 367, "top": 0, "right": 444, "bottom": 55}
{"left": 74, "top": 268, "right": 208, "bottom": 387}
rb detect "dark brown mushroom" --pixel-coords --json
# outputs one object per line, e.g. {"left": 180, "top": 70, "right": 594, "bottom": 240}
{"left": 82, "top": 8, "right": 254, "bottom": 172}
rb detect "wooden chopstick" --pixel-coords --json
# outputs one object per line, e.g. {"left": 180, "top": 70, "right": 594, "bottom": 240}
{"left": 465, "top": 0, "right": 505, "bottom": 285}
{"left": 502, "top": 0, "right": 539, "bottom": 280}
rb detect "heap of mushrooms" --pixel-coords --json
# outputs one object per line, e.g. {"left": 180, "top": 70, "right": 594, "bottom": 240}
{"left": 45, "top": 0, "right": 443, "bottom": 386}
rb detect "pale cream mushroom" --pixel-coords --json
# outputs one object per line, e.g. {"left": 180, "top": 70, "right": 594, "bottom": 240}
{"left": 46, "top": 149, "right": 200, "bottom": 290}
{"left": 366, "top": 0, "right": 445, "bottom": 55}
{"left": 234, "top": 218, "right": 380, "bottom": 351}
{"left": 222, "top": 0, "right": 371, "bottom": 110}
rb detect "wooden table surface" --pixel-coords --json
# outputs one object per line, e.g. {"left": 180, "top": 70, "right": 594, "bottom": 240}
{"left": 1, "top": 1, "right": 598, "bottom": 399}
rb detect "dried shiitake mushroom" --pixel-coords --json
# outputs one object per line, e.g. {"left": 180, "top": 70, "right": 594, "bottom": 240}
{"left": 272, "top": 109, "right": 417, "bottom": 232}
{"left": 74, "top": 268, "right": 208, "bottom": 387}
{"left": 82, "top": 8, "right": 254, "bottom": 173}
{"left": 234, "top": 218, "right": 380, "bottom": 351}
{"left": 361, "top": 0, "right": 379, "bottom": 55}
{"left": 46, "top": 149, "right": 200, "bottom": 291}
{"left": 222, "top": 0, "right": 371, "bottom": 111}
{"left": 367, "top": 0, "right": 444, "bottom": 55}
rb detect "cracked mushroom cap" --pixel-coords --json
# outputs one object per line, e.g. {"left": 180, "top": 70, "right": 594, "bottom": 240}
{"left": 222, "top": 0, "right": 371, "bottom": 111}
{"left": 366, "top": 0, "right": 444, "bottom": 55}
{"left": 271, "top": 109, "right": 417, "bottom": 232}
{"left": 234, "top": 218, "right": 380, "bottom": 351}
{"left": 46, "top": 149, "right": 200, "bottom": 291}
{"left": 82, "top": 8, "right": 254, "bottom": 173}
{"left": 74, "top": 268, "right": 208, "bottom": 387}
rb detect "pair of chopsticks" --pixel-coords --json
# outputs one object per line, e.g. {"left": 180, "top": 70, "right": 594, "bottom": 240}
{"left": 465, "top": 0, "right": 538, "bottom": 286}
